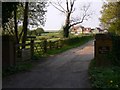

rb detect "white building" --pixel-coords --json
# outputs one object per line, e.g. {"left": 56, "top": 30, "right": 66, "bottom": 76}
{"left": 70, "top": 25, "right": 83, "bottom": 35}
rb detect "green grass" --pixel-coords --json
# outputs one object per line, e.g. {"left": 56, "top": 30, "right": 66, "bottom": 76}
{"left": 47, "top": 38, "right": 60, "bottom": 42}
{"left": 36, "top": 32, "right": 62, "bottom": 39}
{"left": 89, "top": 34, "right": 120, "bottom": 88}
{"left": 3, "top": 36, "right": 93, "bottom": 77}
{"left": 3, "top": 61, "right": 33, "bottom": 78}
{"left": 89, "top": 59, "right": 120, "bottom": 88}
{"left": 47, "top": 36, "right": 93, "bottom": 55}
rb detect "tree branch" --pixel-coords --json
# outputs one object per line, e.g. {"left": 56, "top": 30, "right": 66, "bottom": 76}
{"left": 70, "top": 14, "right": 86, "bottom": 27}
{"left": 50, "top": 1, "right": 66, "bottom": 13}
{"left": 57, "top": 0, "right": 67, "bottom": 12}
{"left": 66, "top": 0, "right": 69, "bottom": 12}
{"left": 70, "top": 0, "right": 76, "bottom": 13}
{"left": 70, "top": 3, "right": 91, "bottom": 27}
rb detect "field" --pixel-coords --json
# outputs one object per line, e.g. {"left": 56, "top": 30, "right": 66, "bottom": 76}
{"left": 24, "top": 32, "right": 93, "bottom": 59}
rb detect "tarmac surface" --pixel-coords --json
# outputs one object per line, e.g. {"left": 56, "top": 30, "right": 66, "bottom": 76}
{"left": 3, "top": 40, "right": 94, "bottom": 88}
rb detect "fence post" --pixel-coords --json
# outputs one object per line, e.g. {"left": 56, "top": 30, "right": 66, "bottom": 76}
{"left": 59, "top": 39, "right": 63, "bottom": 48}
{"left": 58, "top": 40, "right": 61, "bottom": 48}
{"left": 31, "top": 39, "right": 34, "bottom": 59}
{"left": 56, "top": 41, "right": 58, "bottom": 48}
{"left": 49, "top": 41, "right": 52, "bottom": 50}
{"left": 43, "top": 39, "right": 47, "bottom": 53}
{"left": 2, "top": 35, "right": 16, "bottom": 68}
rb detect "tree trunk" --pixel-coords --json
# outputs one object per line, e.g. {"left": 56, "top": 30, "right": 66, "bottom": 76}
{"left": 14, "top": 4, "right": 21, "bottom": 58}
{"left": 63, "top": 24, "right": 69, "bottom": 38}
{"left": 14, "top": 4, "right": 19, "bottom": 44}
{"left": 22, "top": 2, "right": 28, "bottom": 49}
{"left": 63, "top": 13, "right": 71, "bottom": 38}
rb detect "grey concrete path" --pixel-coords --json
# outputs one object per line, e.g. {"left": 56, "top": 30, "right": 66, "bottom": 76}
{"left": 3, "top": 40, "right": 94, "bottom": 88}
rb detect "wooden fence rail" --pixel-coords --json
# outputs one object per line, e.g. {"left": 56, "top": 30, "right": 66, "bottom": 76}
{"left": 15, "top": 39, "right": 35, "bottom": 61}
{"left": 33, "top": 39, "right": 63, "bottom": 55}
{"left": 15, "top": 39, "right": 64, "bottom": 62}
{"left": 3, "top": 35, "right": 64, "bottom": 68}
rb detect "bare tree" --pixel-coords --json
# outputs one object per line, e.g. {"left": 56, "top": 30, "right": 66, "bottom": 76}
{"left": 50, "top": 0, "right": 92, "bottom": 38}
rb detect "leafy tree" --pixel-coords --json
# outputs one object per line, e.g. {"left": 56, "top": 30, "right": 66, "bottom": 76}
{"left": 27, "top": 29, "right": 32, "bottom": 36}
{"left": 28, "top": 2, "right": 47, "bottom": 28}
{"left": 50, "top": 0, "right": 92, "bottom": 38}
{"left": 2, "top": 1, "right": 48, "bottom": 46}
{"left": 28, "top": 27, "right": 44, "bottom": 36}
{"left": 36, "top": 28, "right": 44, "bottom": 35}
{"left": 100, "top": 1, "right": 120, "bottom": 35}
{"left": 2, "top": 2, "right": 19, "bottom": 28}
{"left": 31, "top": 30, "right": 37, "bottom": 36}
{"left": 2, "top": 2, "right": 20, "bottom": 44}
{"left": 19, "top": 2, "right": 47, "bottom": 47}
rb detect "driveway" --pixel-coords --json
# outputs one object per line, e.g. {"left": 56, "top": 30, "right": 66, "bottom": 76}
{"left": 3, "top": 40, "right": 94, "bottom": 88}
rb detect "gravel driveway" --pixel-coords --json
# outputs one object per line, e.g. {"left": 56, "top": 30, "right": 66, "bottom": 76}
{"left": 3, "top": 40, "right": 94, "bottom": 88}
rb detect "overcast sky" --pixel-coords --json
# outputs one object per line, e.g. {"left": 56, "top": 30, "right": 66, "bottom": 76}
{"left": 43, "top": 0, "right": 104, "bottom": 31}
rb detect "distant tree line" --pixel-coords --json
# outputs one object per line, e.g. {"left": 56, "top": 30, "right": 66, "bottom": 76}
{"left": 28, "top": 27, "right": 44, "bottom": 36}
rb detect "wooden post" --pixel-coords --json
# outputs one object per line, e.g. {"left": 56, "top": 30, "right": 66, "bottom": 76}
{"left": 31, "top": 39, "right": 34, "bottom": 59}
{"left": 2, "top": 35, "right": 16, "bottom": 68}
{"left": 56, "top": 41, "right": 58, "bottom": 48}
{"left": 60, "top": 39, "right": 63, "bottom": 48}
{"left": 58, "top": 40, "right": 61, "bottom": 48}
{"left": 43, "top": 39, "right": 47, "bottom": 53}
{"left": 49, "top": 41, "right": 52, "bottom": 50}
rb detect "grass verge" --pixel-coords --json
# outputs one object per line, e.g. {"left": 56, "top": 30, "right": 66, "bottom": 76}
{"left": 47, "top": 36, "right": 93, "bottom": 55}
{"left": 3, "top": 36, "right": 93, "bottom": 77}
{"left": 89, "top": 59, "right": 120, "bottom": 88}
{"left": 3, "top": 61, "right": 34, "bottom": 78}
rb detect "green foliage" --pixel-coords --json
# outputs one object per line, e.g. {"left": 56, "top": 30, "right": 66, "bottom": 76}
{"left": 89, "top": 35, "right": 120, "bottom": 88}
{"left": 2, "top": 2, "right": 20, "bottom": 36}
{"left": 47, "top": 36, "right": 93, "bottom": 55}
{"left": 110, "top": 35, "right": 120, "bottom": 66}
{"left": 109, "top": 20, "right": 120, "bottom": 35}
{"left": 38, "top": 32, "right": 62, "bottom": 39}
{"left": 2, "top": 2, "right": 19, "bottom": 28}
{"left": 100, "top": 2, "right": 120, "bottom": 35}
{"left": 36, "top": 28, "right": 44, "bottom": 32}
{"left": 18, "top": 25, "right": 24, "bottom": 35}
{"left": 3, "top": 62, "right": 33, "bottom": 77}
{"left": 35, "top": 28, "right": 44, "bottom": 35}
{"left": 27, "top": 28, "right": 44, "bottom": 36}
{"left": 58, "top": 26, "right": 64, "bottom": 38}
{"left": 3, "top": 35, "right": 93, "bottom": 77}
{"left": 89, "top": 59, "right": 120, "bottom": 88}
{"left": 28, "top": 2, "right": 48, "bottom": 28}
{"left": 2, "top": 2, "right": 47, "bottom": 44}
{"left": 26, "top": 35, "right": 93, "bottom": 57}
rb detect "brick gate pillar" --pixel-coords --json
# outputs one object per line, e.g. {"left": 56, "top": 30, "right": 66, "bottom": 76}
{"left": 94, "top": 34, "right": 112, "bottom": 66}
{"left": 2, "top": 35, "right": 16, "bottom": 69}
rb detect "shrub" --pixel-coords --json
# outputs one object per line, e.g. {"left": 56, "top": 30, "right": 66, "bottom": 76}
{"left": 111, "top": 35, "right": 120, "bottom": 66}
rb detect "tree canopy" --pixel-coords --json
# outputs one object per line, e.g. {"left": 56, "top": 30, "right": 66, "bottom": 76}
{"left": 2, "top": 1, "right": 48, "bottom": 47}
{"left": 28, "top": 27, "right": 44, "bottom": 36}
{"left": 28, "top": 2, "right": 47, "bottom": 28}
{"left": 100, "top": 1, "right": 120, "bottom": 35}
{"left": 2, "top": 2, "right": 19, "bottom": 29}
